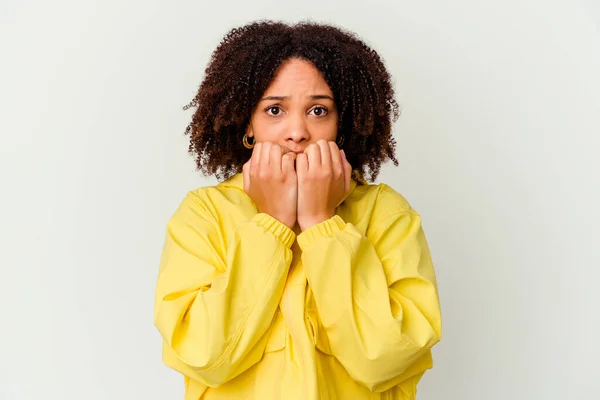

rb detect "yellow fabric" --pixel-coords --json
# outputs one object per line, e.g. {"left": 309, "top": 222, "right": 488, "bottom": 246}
{"left": 154, "top": 173, "right": 442, "bottom": 399}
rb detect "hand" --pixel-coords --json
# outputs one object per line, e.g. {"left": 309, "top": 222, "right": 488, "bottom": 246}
{"left": 243, "top": 142, "right": 298, "bottom": 229}
{"left": 296, "top": 140, "right": 352, "bottom": 231}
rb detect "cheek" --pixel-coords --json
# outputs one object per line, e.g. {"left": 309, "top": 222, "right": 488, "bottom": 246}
{"left": 312, "top": 119, "right": 338, "bottom": 141}
{"left": 249, "top": 117, "right": 278, "bottom": 142}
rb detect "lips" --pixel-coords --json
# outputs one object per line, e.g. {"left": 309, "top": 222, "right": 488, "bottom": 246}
{"left": 282, "top": 147, "right": 304, "bottom": 155}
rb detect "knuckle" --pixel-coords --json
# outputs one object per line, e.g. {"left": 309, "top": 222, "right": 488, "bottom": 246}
{"left": 257, "top": 169, "right": 269, "bottom": 180}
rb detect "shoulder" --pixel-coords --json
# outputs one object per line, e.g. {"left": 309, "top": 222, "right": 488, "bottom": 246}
{"left": 348, "top": 181, "right": 416, "bottom": 214}
{"left": 170, "top": 174, "right": 252, "bottom": 228}
{"left": 341, "top": 181, "right": 420, "bottom": 232}
{"left": 182, "top": 173, "right": 246, "bottom": 207}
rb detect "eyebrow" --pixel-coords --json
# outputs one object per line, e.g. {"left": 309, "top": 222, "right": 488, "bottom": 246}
{"left": 260, "top": 94, "right": 334, "bottom": 101}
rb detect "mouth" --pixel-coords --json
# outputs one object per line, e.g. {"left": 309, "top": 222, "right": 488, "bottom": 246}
{"left": 283, "top": 147, "right": 304, "bottom": 155}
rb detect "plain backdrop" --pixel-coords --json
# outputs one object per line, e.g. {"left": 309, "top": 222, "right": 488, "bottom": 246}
{"left": 1, "top": 1, "right": 599, "bottom": 399}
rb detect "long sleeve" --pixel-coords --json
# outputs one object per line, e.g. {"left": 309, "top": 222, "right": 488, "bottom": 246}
{"left": 154, "top": 191, "right": 295, "bottom": 388}
{"left": 297, "top": 188, "right": 442, "bottom": 393}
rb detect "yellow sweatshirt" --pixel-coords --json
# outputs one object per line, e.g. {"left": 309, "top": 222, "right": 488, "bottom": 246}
{"left": 154, "top": 173, "right": 442, "bottom": 400}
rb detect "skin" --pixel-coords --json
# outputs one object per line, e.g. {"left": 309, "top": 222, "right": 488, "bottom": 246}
{"left": 243, "top": 58, "right": 352, "bottom": 231}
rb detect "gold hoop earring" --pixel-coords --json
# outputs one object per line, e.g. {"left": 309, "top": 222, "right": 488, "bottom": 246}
{"left": 336, "top": 134, "right": 344, "bottom": 147}
{"left": 243, "top": 133, "right": 255, "bottom": 149}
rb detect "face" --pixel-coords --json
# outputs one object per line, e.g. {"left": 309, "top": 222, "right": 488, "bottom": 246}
{"left": 246, "top": 58, "right": 338, "bottom": 154}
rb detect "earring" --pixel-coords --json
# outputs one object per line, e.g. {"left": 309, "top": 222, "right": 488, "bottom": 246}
{"left": 336, "top": 134, "right": 344, "bottom": 147}
{"left": 243, "top": 133, "right": 255, "bottom": 149}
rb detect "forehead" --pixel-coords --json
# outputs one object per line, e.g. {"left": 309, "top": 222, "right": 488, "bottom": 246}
{"left": 264, "top": 58, "right": 333, "bottom": 94}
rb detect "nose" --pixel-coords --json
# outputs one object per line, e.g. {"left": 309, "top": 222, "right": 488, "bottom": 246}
{"left": 284, "top": 113, "right": 310, "bottom": 144}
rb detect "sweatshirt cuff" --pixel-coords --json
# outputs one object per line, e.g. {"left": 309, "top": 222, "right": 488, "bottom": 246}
{"left": 297, "top": 215, "right": 346, "bottom": 250}
{"left": 252, "top": 213, "right": 296, "bottom": 248}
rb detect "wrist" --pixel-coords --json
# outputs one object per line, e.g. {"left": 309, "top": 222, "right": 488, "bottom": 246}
{"left": 257, "top": 207, "right": 295, "bottom": 229}
{"left": 298, "top": 213, "right": 334, "bottom": 231}
{"left": 272, "top": 213, "right": 296, "bottom": 229}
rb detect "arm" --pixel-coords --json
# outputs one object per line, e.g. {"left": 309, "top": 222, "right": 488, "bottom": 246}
{"left": 154, "top": 191, "right": 295, "bottom": 387}
{"left": 297, "top": 188, "right": 442, "bottom": 392}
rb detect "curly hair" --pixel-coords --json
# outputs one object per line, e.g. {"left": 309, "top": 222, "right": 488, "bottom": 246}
{"left": 183, "top": 20, "right": 400, "bottom": 183}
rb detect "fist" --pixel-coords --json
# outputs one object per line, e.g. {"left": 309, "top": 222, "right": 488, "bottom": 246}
{"left": 243, "top": 142, "right": 298, "bottom": 229}
{"left": 295, "top": 140, "right": 352, "bottom": 231}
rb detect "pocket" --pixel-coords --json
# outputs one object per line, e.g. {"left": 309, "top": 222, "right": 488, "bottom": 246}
{"left": 306, "top": 309, "right": 333, "bottom": 355}
{"left": 264, "top": 309, "right": 287, "bottom": 352}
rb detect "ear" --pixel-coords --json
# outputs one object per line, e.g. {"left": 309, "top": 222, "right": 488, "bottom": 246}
{"left": 246, "top": 124, "right": 254, "bottom": 138}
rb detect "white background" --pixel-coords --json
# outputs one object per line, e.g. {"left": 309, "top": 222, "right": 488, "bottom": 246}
{"left": 1, "top": 1, "right": 599, "bottom": 399}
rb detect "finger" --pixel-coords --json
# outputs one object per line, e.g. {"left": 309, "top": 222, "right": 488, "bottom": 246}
{"left": 317, "top": 140, "right": 332, "bottom": 166}
{"left": 329, "top": 141, "right": 342, "bottom": 177}
{"left": 260, "top": 141, "right": 272, "bottom": 167}
{"left": 251, "top": 142, "right": 262, "bottom": 167}
{"left": 270, "top": 144, "right": 283, "bottom": 172}
{"left": 306, "top": 144, "right": 321, "bottom": 171}
{"left": 296, "top": 153, "right": 308, "bottom": 180}
{"left": 282, "top": 152, "right": 297, "bottom": 175}
{"left": 341, "top": 150, "right": 352, "bottom": 192}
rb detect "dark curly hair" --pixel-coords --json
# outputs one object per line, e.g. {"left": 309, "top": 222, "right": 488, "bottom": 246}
{"left": 183, "top": 20, "right": 400, "bottom": 183}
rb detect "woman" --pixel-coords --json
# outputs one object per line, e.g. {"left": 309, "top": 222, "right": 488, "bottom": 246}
{"left": 154, "top": 21, "right": 442, "bottom": 400}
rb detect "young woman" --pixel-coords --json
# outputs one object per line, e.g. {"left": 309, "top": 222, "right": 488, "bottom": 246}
{"left": 154, "top": 20, "right": 442, "bottom": 400}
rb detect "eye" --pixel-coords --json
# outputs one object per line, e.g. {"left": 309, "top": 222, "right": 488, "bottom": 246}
{"left": 310, "top": 106, "right": 328, "bottom": 116}
{"left": 265, "top": 105, "right": 282, "bottom": 116}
